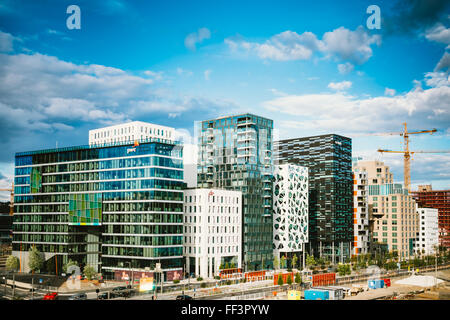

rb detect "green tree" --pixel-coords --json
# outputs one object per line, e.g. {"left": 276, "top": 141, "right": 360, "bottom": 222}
{"left": 306, "top": 255, "right": 316, "bottom": 269}
{"left": 5, "top": 255, "right": 19, "bottom": 272}
{"left": 291, "top": 254, "right": 298, "bottom": 269}
{"left": 277, "top": 274, "right": 284, "bottom": 286}
{"left": 294, "top": 273, "right": 302, "bottom": 285}
{"left": 28, "top": 246, "right": 43, "bottom": 273}
{"left": 230, "top": 262, "right": 236, "bottom": 268}
{"left": 225, "top": 262, "right": 230, "bottom": 269}
{"left": 83, "top": 265, "right": 96, "bottom": 280}
{"left": 281, "top": 255, "right": 286, "bottom": 269}
{"left": 273, "top": 256, "right": 279, "bottom": 270}
{"left": 219, "top": 263, "right": 224, "bottom": 270}
{"left": 286, "top": 275, "right": 293, "bottom": 286}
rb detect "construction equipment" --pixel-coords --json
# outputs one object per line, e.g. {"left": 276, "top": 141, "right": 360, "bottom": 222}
{"left": 0, "top": 182, "right": 14, "bottom": 216}
{"left": 377, "top": 123, "right": 450, "bottom": 192}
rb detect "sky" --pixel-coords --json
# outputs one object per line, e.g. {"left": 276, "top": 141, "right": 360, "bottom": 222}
{"left": 0, "top": 0, "right": 449, "bottom": 199}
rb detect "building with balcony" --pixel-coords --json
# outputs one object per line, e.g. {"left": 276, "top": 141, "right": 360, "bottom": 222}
{"left": 274, "top": 134, "right": 353, "bottom": 264}
{"left": 353, "top": 160, "right": 419, "bottom": 260}
{"left": 13, "top": 123, "right": 185, "bottom": 280}
{"left": 183, "top": 188, "right": 242, "bottom": 278}
{"left": 197, "top": 113, "right": 273, "bottom": 271}
{"left": 273, "top": 164, "right": 308, "bottom": 267}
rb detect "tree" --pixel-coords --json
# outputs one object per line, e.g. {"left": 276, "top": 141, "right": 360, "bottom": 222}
{"left": 83, "top": 265, "right": 96, "bottom": 280}
{"left": 219, "top": 263, "right": 224, "bottom": 270}
{"left": 277, "top": 274, "right": 284, "bottom": 286}
{"left": 286, "top": 275, "right": 293, "bottom": 286}
{"left": 306, "top": 255, "right": 316, "bottom": 269}
{"left": 230, "top": 262, "right": 236, "bottom": 269}
{"left": 225, "top": 262, "right": 230, "bottom": 269}
{"left": 5, "top": 255, "right": 19, "bottom": 272}
{"left": 294, "top": 272, "right": 302, "bottom": 285}
{"left": 28, "top": 246, "right": 43, "bottom": 273}
{"left": 281, "top": 255, "right": 286, "bottom": 269}
{"left": 291, "top": 254, "right": 298, "bottom": 270}
{"left": 273, "top": 256, "right": 280, "bottom": 270}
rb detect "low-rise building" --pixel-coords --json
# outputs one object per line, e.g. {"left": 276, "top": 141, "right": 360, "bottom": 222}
{"left": 183, "top": 188, "right": 242, "bottom": 278}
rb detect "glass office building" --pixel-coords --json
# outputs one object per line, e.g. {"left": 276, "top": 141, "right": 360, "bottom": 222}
{"left": 197, "top": 113, "right": 273, "bottom": 271}
{"left": 13, "top": 138, "right": 185, "bottom": 279}
{"left": 274, "top": 134, "right": 353, "bottom": 263}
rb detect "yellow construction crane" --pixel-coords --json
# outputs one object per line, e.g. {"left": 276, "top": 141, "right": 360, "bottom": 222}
{"left": 0, "top": 183, "right": 14, "bottom": 216}
{"left": 377, "top": 122, "right": 450, "bottom": 193}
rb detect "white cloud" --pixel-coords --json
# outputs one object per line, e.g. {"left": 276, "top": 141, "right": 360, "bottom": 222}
{"left": 338, "top": 62, "right": 354, "bottom": 74}
{"left": 269, "top": 88, "right": 287, "bottom": 96}
{"left": 425, "top": 72, "right": 450, "bottom": 87}
{"left": 225, "top": 26, "right": 381, "bottom": 66}
{"left": 177, "top": 67, "right": 193, "bottom": 76}
{"left": 425, "top": 23, "right": 450, "bottom": 45}
{"left": 184, "top": 27, "right": 211, "bottom": 51}
{"left": 204, "top": 69, "right": 212, "bottom": 80}
{"left": 0, "top": 30, "right": 15, "bottom": 52}
{"left": 384, "top": 87, "right": 396, "bottom": 96}
{"left": 322, "top": 26, "right": 381, "bottom": 64}
{"left": 434, "top": 52, "right": 450, "bottom": 72}
{"left": 328, "top": 80, "right": 352, "bottom": 91}
{"left": 144, "top": 70, "right": 163, "bottom": 80}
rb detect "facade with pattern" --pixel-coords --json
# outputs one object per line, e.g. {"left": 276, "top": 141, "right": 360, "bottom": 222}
{"left": 352, "top": 172, "right": 370, "bottom": 256}
{"left": 273, "top": 164, "right": 308, "bottom": 263}
{"left": 13, "top": 137, "right": 185, "bottom": 280}
{"left": 197, "top": 113, "right": 273, "bottom": 271}
{"left": 274, "top": 134, "right": 353, "bottom": 263}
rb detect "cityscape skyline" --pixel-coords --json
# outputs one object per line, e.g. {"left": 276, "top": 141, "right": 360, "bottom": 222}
{"left": 0, "top": 0, "right": 449, "bottom": 195}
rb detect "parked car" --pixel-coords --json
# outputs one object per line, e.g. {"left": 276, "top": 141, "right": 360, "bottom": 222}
{"left": 68, "top": 293, "right": 87, "bottom": 300}
{"left": 98, "top": 292, "right": 111, "bottom": 300}
{"left": 176, "top": 294, "right": 193, "bottom": 300}
{"left": 43, "top": 292, "right": 58, "bottom": 300}
{"left": 112, "top": 286, "right": 129, "bottom": 297}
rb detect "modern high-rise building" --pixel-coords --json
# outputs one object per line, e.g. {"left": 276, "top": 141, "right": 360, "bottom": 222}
{"left": 197, "top": 113, "right": 273, "bottom": 271}
{"left": 414, "top": 207, "right": 439, "bottom": 256}
{"left": 411, "top": 185, "right": 450, "bottom": 249}
{"left": 13, "top": 123, "right": 185, "bottom": 281}
{"left": 183, "top": 188, "right": 242, "bottom": 278}
{"left": 273, "top": 164, "right": 308, "bottom": 267}
{"left": 274, "top": 134, "right": 353, "bottom": 263}
{"left": 353, "top": 160, "right": 419, "bottom": 260}
{"left": 352, "top": 172, "right": 370, "bottom": 256}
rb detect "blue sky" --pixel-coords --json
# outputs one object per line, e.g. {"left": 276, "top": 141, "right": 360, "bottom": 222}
{"left": 0, "top": 0, "right": 449, "bottom": 198}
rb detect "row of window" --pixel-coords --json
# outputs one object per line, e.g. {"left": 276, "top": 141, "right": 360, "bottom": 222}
{"left": 102, "top": 235, "right": 182, "bottom": 246}
{"left": 103, "top": 246, "right": 182, "bottom": 258}
{"left": 103, "top": 213, "right": 182, "bottom": 223}
{"left": 104, "top": 224, "right": 182, "bottom": 234}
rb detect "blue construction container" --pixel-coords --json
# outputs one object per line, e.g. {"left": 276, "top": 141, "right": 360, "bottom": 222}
{"left": 304, "top": 289, "right": 329, "bottom": 300}
{"left": 368, "top": 279, "right": 385, "bottom": 289}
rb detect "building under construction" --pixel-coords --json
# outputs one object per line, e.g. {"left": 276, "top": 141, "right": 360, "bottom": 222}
{"left": 411, "top": 185, "right": 450, "bottom": 249}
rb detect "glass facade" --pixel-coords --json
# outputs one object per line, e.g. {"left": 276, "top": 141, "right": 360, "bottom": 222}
{"left": 197, "top": 114, "right": 274, "bottom": 271}
{"left": 274, "top": 134, "right": 353, "bottom": 262}
{"left": 13, "top": 139, "right": 184, "bottom": 277}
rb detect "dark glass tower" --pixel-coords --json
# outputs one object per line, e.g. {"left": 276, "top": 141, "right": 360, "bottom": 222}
{"left": 274, "top": 134, "right": 353, "bottom": 263}
{"left": 197, "top": 113, "right": 273, "bottom": 271}
{"left": 13, "top": 138, "right": 185, "bottom": 280}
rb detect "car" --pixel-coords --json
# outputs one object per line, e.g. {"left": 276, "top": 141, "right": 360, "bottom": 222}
{"left": 43, "top": 292, "right": 58, "bottom": 300}
{"left": 98, "top": 292, "right": 111, "bottom": 300}
{"left": 176, "top": 294, "right": 193, "bottom": 300}
{"left": 112, "top": 286, "right": 129, "bottom": 297}
{"left": 68, "top": 293, "right": 87, "bottom": 300}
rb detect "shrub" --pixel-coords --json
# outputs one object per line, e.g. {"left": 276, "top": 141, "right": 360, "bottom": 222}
{"left": 294, "top": 273, "right": 302, "bottom": 284}
{"left": 173, "top": 279, "right": 180, "bottom": 284}
{"left": 200, "top": 282, "right": 207, "bottom": 288}
{"left": 287, "top": 275, "right": 293, "bottom": 285}
{"left": 197, "top": 277, "right": 203, "bottom": 281}
{"left": 226, "top": 280, "right": 232, "bottom": 285}
{"left": 277, "top": 274, "right": 284, "bottom": 286}
{"left": 214, "top": 276, "right": 221, "bottom": 280}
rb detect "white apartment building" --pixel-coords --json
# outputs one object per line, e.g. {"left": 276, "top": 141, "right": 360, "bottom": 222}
{"left": 89, "top": 121, "right": 175, "bottom": 145}
{"left": 183, "top": 188, "right": 242, "bottom": 279}
{"left": 353, "top": 172, "right": 370, "bottom": 256}
{"left": 414, "top": 207, "right": 439, "bottom": 256}
{"left": 273, "top": 164, "right": 308, "bottom": 266}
